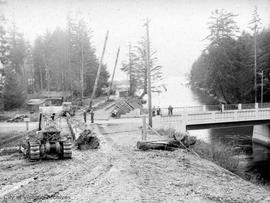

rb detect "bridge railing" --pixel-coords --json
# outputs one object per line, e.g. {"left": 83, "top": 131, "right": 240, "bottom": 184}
{"left": 159, "top": 102, "right": 270, "bottom": 116}
{"left": 258, "top": 103, "right": 270, "bottom": 108}
{"left": 155, "top": 103, "right": 270, "bottom": 132}
{"left": 185, "top": 108, "right": 270, "bottom": 125}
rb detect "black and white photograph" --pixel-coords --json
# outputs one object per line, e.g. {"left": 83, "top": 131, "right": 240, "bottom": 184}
{"left": 0, "top": 0, "right": 270, "bottom": 202}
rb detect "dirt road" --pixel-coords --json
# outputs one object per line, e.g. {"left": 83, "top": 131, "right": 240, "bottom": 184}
{"left": 1, "top": 120, "right": 270, "bottom": 202}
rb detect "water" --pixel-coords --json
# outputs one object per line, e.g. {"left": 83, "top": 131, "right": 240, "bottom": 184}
{"left": 152, "top": 77, "right": 270, "bottom": 182}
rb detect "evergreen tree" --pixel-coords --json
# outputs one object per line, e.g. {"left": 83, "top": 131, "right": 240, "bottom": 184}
{"left": 0, "top": 14, "right": 8, "bottom": 65}
{"left": 121, "top": 37, "right": 163, "bottom": 98}
{"left": 3, "top": 68, "right": 26, "bottom": 110}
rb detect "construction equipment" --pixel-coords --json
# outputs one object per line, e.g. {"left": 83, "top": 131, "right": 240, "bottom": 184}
{"left": 27, "top": 110, "right": 72, "bottom": 161}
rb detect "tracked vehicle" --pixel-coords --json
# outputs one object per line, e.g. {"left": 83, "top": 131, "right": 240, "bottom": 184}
{"left": 27, "top": 108, "right": 72, "bottom": 160}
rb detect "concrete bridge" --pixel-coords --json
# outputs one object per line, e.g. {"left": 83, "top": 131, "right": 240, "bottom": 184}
{"left": 154, "top": 103, "right": 270, "bottom": 146}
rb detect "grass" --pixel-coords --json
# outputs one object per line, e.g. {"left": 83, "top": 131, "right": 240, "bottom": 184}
{"left": 157, "top": 128, "right": 240, "bottom": 172}
{"left": 155, "top": 128, "right": 267, "bottom": 187}
{"left": 191, "top": 139, "right": 240, "bottom": 173}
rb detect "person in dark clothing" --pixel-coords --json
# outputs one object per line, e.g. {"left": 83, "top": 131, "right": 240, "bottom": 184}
{"left": 83, "top": 110, "right": 87, "bottom": 123}
{"left": 90, "top": 109, "right": 94, "bottom": 123}
{"left": 168, "top": 105, "right": 173, "bottom": 116}
{"left": 157, "top": 106, "right": 161, "bottom": 116}
{"left": 152, "top": 106, "right": 156, "bottom": 117}
{"left": 51, "top": 113, "right": 56, "bottom": 121}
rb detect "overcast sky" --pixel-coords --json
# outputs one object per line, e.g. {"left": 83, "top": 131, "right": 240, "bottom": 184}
{"left": 1, "top": 0, "right": 270, "bottom": 80}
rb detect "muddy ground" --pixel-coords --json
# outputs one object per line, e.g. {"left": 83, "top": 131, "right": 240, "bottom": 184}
{"left": 1, "top": 121, "right": 270, "bottom": 202}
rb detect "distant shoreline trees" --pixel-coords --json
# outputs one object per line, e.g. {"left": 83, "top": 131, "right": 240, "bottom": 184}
{"left": 190, "top": 9, "right": 270, "bottom": 104}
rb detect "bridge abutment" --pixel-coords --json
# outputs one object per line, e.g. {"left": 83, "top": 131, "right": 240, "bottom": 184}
{"left": 253, "top": 125, "right": 270, "bottom": 146}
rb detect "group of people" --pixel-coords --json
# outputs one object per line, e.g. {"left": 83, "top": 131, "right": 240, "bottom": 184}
{"left": 152, "top": 105, "right": 174, "bottom": 116}
{"left": 152, "top": 106, "right": 161, "bottom": 116}
{"left": 83, "top": 108, "right": 95, "bottom": 123}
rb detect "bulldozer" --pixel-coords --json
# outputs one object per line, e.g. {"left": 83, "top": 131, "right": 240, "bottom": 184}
{"left": 27, "top": 109, "right": 72, "bottom": 161}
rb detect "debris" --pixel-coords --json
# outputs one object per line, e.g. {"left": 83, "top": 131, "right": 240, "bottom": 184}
{"left": 7, "top": 114, "right": 28, "bottom": 122}
{"left": 75, "top": 129, "right": 100, "bottom": 150}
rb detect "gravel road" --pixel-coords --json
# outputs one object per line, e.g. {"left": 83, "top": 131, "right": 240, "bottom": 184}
{"left": 1, "top": 120, "right": 270, "bottom": 202}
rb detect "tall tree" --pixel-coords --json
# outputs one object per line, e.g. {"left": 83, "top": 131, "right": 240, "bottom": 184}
{"left": 121, "top": 37, "right": 163, "bottom": 98}
{"left": 31, "top": 14, "right": 110, "bottom": 99}
{"left": 3, "top": 67, "right": 26, "bottom": 110}
{"left": 0, "top": 14, "right": 8, "bottom": 65}
{"left": 8, "top": 22, "right": 27, "bottom": 74}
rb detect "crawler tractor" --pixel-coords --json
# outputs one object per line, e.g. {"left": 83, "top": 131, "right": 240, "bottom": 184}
{"left": 27, "top": 112, "right": 72, "bottom": 160}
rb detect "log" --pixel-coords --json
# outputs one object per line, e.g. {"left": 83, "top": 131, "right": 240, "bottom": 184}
{"left": 137, "top": 140, "right": 183, "bottom": 151}
{"left": 137, "top": 136, "right": 196, "bottom": 151}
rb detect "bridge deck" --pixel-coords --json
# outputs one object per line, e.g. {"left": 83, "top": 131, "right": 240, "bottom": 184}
{"left": 154, "top": 103, "right": 270, "bottom": 132}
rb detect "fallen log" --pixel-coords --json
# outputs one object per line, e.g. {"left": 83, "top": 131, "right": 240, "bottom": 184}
{"left": 137, "top": 140, "right": 181, "bottom": 151}
{"left": 137, "top": 135, "right": 196, "bottom": 151}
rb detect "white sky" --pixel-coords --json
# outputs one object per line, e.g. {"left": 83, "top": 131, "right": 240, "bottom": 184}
{"left": 1, "top": 0, "right": 270, "bottom": 80}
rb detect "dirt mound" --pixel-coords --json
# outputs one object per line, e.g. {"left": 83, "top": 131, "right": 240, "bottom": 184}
{"left": 75, "top": 129, "right": 100, "bottom": 150}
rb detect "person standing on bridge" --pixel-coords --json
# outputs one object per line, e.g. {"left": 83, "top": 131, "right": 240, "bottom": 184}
{"left": 168, "top": 105, "right": 173, "bottom": 116}
{"left": 157, "top": 106, "right": 161, "bottom": 116}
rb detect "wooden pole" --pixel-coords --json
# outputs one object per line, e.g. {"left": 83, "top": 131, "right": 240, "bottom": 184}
{"left": 254, "top": 27, "right": 257, "bottom": 103}
{"left": 107, "top": 47, "right": 120, "bottom": 101}
{"left": 81, "top": 41, "right": 84, "bottom": 105}
{"left": 261, "top": 70, "right": 263, "bottom": 104}
{"left": 145, "top": 19, "right": 152, "bottom": 127}
{"left": 142, "top": 115, "right": 147, "bottom": 140}
{"left": 129, "top": 43, "right": 133, "bottom": 96}
{"left": 90, "top": 31, "right": 109, "bottom": 108}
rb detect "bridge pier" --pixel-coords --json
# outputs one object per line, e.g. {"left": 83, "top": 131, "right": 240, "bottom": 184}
{"left": 253, "top": 125, "right": 270, "bottom": 146}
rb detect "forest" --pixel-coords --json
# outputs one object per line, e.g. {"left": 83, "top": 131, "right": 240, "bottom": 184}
{"left": 190, "top": 8, "right": 270, "bottom": 104}
{"left": 0, "top": 13, "right": 109, "bottom": 110}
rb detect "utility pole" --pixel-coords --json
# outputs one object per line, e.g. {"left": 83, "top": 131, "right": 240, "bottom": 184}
{"left": 90, "top": 31, "right": 109, "bottom": 108}
{"left": 145, "top": 19, "right": 152, "bottom": 127}
{"left": 129, "top": 43, "right": 133, "bottom": 96}
{"left": 250, "top": 6, "right": 261, "bottom": 103}
{"left": 260, "top": 70, "right": 263, "bottom": 104}
{"left": 81, "top": 41, "right": 84, "bottom": 106}
{"left": 254, "top": 27, "right": 257, "bottom": 103}
{"left": 46, "top": 68, "right": 49, "bottom": 98}
{"left": 107, "top": 47, "right": 120, "bottom": 101}
{"left": 39, "top": 67, "right": 43, "bottom": 91}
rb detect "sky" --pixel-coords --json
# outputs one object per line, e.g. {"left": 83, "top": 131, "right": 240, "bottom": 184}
{"left": 1, "top": 0, "right": 270, "bottom": 81}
